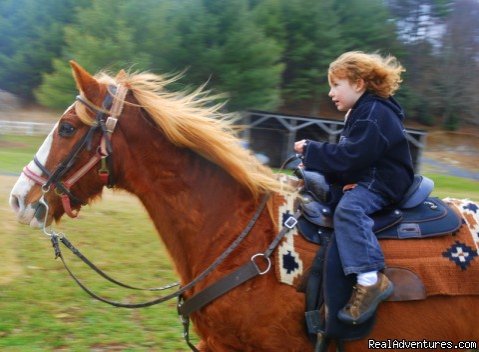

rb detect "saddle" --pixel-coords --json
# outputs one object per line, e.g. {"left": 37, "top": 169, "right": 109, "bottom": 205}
{"left": 296, "top": 171, "right": 461, "bottom": 243}
{"left": 294, "top": 170, "right": 463, "bottom": 348}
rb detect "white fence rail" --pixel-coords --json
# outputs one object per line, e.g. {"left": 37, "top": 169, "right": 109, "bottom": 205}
{"left": 0, "top": 120, "right": 54, "bottom": 135}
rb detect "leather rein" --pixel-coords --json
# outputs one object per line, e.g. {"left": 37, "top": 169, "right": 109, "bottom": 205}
{"left": 24, "top": 85, "right": 301, "bottom": 351}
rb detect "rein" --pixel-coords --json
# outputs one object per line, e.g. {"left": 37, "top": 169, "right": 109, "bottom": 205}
{"left": 41, "top": 193, "right": 270, "bottom": 308}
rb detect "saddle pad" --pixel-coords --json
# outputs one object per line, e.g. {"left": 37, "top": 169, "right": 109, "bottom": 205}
{"left": 272, "top": 182, "right": 479, "bottom": 297}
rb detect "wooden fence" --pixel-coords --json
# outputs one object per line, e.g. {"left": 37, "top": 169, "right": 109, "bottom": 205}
{"left": 0, "top": 120, "right": 54, "bottom": 135}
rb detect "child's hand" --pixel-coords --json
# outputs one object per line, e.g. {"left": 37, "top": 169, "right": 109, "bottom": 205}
{"left": 294, "top": 139, "right": 307, "bottom": 154}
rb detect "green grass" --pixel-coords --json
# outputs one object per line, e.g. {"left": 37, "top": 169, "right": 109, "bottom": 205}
{"left": 1, "top": 134, "right": 478, "bottom": 351}
{"left": 0, "top": 135, "right": 47, "bottom": 174}
{"left": 424, "top": 173, "right": 479, "bottom": 201}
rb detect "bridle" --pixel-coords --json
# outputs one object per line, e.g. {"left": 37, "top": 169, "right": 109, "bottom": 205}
{"left": 22, "top": 85, "right": 128, "bottom": 218}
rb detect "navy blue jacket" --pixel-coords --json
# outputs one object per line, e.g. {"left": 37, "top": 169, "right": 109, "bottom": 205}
{"left": 303, "top": 92, "right": 414, "bottom": 202}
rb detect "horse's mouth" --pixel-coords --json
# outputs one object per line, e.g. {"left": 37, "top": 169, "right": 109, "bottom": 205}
{"left": 13, "top": 201, "right": 51, "bottom": 228}
{"left": 33, "top": 200, "right": 48, "bottom": 226}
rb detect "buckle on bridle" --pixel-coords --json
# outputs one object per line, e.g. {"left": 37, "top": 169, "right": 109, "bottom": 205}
{"left": 105, "top": 117, "right": 118, "bottom": 133}
{"left": 284, "top": 216, "right": 298, "bottom": 229}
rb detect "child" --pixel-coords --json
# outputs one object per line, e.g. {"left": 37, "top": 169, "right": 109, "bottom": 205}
{"left": 294, "top": 51, "right": 414, "bottom": 325}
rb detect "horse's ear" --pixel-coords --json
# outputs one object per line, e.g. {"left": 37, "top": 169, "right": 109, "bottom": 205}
{"left": 69, "top": 60, "right": 100, "bottom": 99}
{"left": 115, "top": 69, "right": 127, "bottom": 81}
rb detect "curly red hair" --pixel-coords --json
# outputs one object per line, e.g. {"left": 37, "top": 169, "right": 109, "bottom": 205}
{"left": 328, "top": 51, "right": 405, "bottom": 98}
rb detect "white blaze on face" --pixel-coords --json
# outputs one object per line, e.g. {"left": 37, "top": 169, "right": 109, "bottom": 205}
{"left": 9, "top": 118, "right": 61, "bottom": 227}
{"left": 9, "top": 122, "right": 58, "bottom": 226}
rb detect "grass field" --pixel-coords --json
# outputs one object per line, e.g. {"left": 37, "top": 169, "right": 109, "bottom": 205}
{"left": 1, "top": 134, "right": 478, "bottom": 351}
{"left": 0, "top": 135, "right": 47, "bottom": 174}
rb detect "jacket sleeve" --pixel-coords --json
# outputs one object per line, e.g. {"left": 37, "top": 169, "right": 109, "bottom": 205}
{"left": 303, "top": 119, "right": 389, "bottom": 173}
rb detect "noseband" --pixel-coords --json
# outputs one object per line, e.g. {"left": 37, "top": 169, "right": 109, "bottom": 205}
{"left": 23, "top": 85, "right": 128, "bottom": 218}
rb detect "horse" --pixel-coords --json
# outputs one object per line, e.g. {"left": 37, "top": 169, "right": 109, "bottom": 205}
{"left": 9, "top": 62, "right": 479, "bottom": 351}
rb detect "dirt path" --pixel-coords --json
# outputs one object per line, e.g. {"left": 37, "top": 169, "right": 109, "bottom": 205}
{"left": 422, "top": 130, "right": 479, "bottom": 180}
{"left": 422, "top": 155, "right": 479, "bottom": 180}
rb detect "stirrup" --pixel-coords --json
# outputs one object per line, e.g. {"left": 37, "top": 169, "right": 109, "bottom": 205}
{"left": 315, "top": 333, "right": 330, "bottom": 352}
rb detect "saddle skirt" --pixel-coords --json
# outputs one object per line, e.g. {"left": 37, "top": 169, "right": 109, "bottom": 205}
{"left": 272, "top": 175, "right": 479, "bottom": 297}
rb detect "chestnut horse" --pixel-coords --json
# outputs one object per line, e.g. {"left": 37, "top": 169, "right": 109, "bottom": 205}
{"left": 9, "top": 62, "right": 479, "bottom": 351}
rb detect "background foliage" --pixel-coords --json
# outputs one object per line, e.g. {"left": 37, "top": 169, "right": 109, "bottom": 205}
{"left": 0, "top": 0, "right": 478, "bottom": 129}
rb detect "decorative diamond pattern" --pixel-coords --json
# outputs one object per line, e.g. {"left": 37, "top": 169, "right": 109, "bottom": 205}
{"left": 463, "top": 202, "right": 479, "bottom": 214}
{"left": 442, "top": 241, "right": 478, "bottom": 270}
{"left": 282, "top": 251, "right": 300, "bottom": 274}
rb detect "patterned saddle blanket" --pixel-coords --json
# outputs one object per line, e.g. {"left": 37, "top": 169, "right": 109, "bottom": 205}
{"left": 272, "top": 179, "right": 479, "bottom": 297}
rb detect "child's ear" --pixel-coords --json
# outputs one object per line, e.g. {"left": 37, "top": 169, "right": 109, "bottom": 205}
{"left": 354, "top": 79, "right": 366, "bottom": 92}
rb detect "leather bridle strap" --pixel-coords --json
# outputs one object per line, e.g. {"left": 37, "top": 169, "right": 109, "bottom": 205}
{"left": 78, "top": 85, "right": 127, "bottom": 188}
{"left": 22, "top": 85, "right": 127, "bottom": 218}
{"left": 76, "top": 95, "right": 111, "bottom": 115}
{"left": 42, "top": 124, "right": 99, "bottom": 191}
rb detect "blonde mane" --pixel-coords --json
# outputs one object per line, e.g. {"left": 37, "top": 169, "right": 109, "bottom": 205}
{"left": 85, "top": 71, "right": 286, "bottom": 198}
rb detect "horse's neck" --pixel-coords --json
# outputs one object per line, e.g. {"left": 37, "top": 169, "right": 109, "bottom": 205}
{"left": 116, "top": 135, "right": 253, "bottom": 281}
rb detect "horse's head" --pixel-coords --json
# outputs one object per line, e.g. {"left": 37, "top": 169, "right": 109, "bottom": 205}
{"left": 9, "top": 62, "right": 127, "bottom": 227}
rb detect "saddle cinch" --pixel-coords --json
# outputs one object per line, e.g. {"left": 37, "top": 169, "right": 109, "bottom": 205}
{"left": 295, "top": 169, "right": 463, "bottom": 347}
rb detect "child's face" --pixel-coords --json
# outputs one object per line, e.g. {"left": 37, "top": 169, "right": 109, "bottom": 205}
{"left": 328, "top": 76, "right": 365, "bottom": 112}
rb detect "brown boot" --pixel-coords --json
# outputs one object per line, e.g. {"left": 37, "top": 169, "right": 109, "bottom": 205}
{"left": 337, "top": 272, "right": 393, "bottom": 325}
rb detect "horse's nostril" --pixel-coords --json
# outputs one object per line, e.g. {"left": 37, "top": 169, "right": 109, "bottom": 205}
{"left": 10, "top": 194, "right": 21, "bottom": 212}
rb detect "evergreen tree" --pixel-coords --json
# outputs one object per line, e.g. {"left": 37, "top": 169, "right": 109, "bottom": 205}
{"left": 34, "top": 58, "right": 79, "bottom": 109}
{"left": 36, "top": 0, "right": 152, "bottom": 108}
{"left": 147, "top": 0, "right": 284, "bottom": 111}
{"left": 261, "top": 0, "right": 345, "bottom": 114}
{"left": 216, "top": 8, "right": 284, "bottom": 110}
{"left": 385, "top": 0, "right": 456, "bottom": 125}
{"left": 436, "top": 0, "right": 479, "bottom": 129}
{"left": 126, "top": 0, "right": 181, "bottom": 72}
{"left": 334, "top": 0, "right": 400, "bottom": 53}
{"left": 0, "top": 0, "right": 90, "bottom": 99}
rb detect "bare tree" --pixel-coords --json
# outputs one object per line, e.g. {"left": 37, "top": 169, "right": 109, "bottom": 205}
{"left": 437, "top": 0, "right": 479, "bottom": 128}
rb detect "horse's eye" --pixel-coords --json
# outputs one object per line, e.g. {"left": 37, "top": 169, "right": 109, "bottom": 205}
{"left": 58, "top": 122, "right": 76, "bottom": 137}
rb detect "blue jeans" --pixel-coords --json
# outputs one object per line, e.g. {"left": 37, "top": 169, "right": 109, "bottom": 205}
{"left": 333, "top": 184, "right": 391, "bottom": 276}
